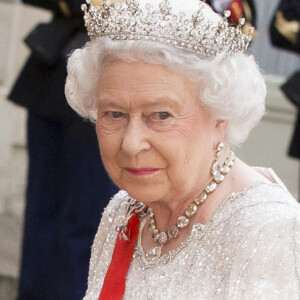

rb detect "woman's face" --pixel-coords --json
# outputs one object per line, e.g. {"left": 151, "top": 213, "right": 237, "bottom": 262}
{"left": 96, "top": 60, "right": 226, "bottom": 205}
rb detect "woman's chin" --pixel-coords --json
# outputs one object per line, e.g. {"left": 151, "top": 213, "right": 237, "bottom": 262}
{"left": 121, "top": 184, "right": 166, "bottom": 204}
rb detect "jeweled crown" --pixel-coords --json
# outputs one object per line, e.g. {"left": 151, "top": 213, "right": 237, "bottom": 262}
{"left": 81, "top": 0, "right": 255, "bottom": 57}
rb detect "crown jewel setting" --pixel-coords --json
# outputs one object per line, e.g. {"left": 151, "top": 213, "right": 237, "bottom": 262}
{"left": 81, "top": 0, "right": 254, "bottom": 57}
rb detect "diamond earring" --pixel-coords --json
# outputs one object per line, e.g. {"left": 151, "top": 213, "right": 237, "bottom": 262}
{"left": 211, "top": 143, "right": 225, "bottom": 183}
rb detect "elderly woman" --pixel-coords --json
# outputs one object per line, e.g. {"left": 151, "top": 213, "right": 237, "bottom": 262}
{"left": 65, "top": 0, "right": 300, "bottom": 299}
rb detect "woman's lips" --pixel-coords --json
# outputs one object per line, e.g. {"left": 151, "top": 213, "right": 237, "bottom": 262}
{"left": 125, "top": 168, "right": 160, "bottom": 176}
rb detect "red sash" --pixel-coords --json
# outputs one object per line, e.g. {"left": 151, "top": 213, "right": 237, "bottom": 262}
{"left": 98, "top": 215, "right": 140, "bottom": 300}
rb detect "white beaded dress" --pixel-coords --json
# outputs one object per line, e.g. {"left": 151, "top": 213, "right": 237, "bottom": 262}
{"left": 83, "top": 169, "right": 300, "bottom": 300}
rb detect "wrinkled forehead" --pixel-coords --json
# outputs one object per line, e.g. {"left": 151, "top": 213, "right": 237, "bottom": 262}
{"left": 98, "top": 60, "right": 199, "bottom": 107}
{"left": 100, "top": 59, "right": 196, "bottom": 90}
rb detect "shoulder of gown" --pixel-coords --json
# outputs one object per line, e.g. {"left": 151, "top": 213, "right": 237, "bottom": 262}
{"left": 216, "top": 182, "right": 300, "bottom": 299}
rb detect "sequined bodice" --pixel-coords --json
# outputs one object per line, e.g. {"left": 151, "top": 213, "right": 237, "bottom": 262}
{"left": 84, "top": 176, "right": 300, "bottom": 299}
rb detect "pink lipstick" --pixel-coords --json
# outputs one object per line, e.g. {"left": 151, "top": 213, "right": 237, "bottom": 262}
{"left": 125, "top": 168, "right": 159, "bottom": 176}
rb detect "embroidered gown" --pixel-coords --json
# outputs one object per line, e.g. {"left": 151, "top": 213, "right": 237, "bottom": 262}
{"left": 84, "top": 169, "right": 300, "bottom": 299}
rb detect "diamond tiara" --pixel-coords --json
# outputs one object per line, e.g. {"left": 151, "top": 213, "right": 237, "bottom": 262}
{"left": 81, "top": 0, "right": 255, "bottom": 57}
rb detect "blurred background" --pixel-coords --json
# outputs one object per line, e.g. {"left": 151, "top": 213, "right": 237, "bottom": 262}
{"left": 0, "top": 0, "right": 299, "bottom": 298}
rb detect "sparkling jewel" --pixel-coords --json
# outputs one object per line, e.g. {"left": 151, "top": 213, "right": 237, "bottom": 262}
{"left": 216, "top": 143, "right": 224, "bottom": 157}
{"left": 177, "top": 216, "right": 189, "bottom": 228}
{"left": 145, "top": 246, "right": 162, "bottom": 262}
{"left": 152, "top": 229, "right": 160, "bottom": 241}
{"left": 185, "top": 203, "right": 198, "bottom": 217}
{"left": 213, "top": 174, "right": 225, "bottom": 184}
{"left": 225, "top": 159, "right": 234, "bottom": 167}
{"left": 223, "top": 10, "right": 231, "bottom": 18}
{"left": 221, "top": 165, "right": 230, "bottom": 174}
{"left": 227, "top": 151, "right": 235, "bottom": 160}
{"left": 168, "top": 226, "right": 179, "bottom": 239}
{"left": 205, "top": 182, "right": 217, "bottom": 193}
{"left": 157, "top": 232, "right": 168, "bottom": 245}
{"left": 195, "top": 191, "right": 208, "bottom": 205}
{"left": 239, "top": 18, "right": 246, "bottom": 26}
{"left": 211, "top": 160, "right": 220, "bottom": 176}
{"left": 117, "top": 198, "right": 147, "bottom": 241}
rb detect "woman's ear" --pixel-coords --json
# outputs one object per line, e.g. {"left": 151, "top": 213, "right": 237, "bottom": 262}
{"left": 215, "top": 120, "right": 228, "bottom": 141}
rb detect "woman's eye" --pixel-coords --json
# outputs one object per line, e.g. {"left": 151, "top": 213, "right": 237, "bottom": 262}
{"left": 111, "top": 111, "right": 124, "bottom": 118}
{"left": 103, "top": 111, "right": 124, "bottom": 119}
{"left": 148, "top": 111, "right": 174, "bottom": 127}
{"left": 101, "top": 111, "right": 128, "bottom": 126}
{"left": 157, "top": 112, "right": 171, "bottom": 120}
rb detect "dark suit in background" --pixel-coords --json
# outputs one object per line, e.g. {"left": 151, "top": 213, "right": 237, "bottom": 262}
{"left": 269, "top": 0, "right": 300, "bottom": 198}
{"left": 8, "top": 1, "right": 117, "bottom": 299}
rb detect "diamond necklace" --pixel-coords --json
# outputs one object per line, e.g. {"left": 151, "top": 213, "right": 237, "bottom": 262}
{"left": 147, "top": 150, "right": 235, "bottom": 248}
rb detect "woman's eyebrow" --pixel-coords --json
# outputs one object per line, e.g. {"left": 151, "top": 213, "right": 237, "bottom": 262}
{"left": 142, "top": 98, "right": 181, "bottom": 109}
{"left": 97, "top": 98, "right": 125, "bottom": 108}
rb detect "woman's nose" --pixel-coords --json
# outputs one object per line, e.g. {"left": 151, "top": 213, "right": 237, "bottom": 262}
{"left": 121, "top": 117, "right": 151, "bottom": 156}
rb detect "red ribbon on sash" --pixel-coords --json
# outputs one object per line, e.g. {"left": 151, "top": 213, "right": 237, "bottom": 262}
{"left": 98, "top": 214, "right": 140, "bottom": 300}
